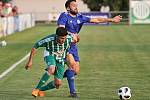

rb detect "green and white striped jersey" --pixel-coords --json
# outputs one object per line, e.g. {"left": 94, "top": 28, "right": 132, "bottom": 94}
{"left": 34, "top": 34, "right": 73, "bottom": 62}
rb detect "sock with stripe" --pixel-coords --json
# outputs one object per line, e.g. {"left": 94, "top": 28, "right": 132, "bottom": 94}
{"left": 65, "top": 69, "right": 76, "bottom": 94}
{"left": 40, "top": 81, "right": 55, "bottom": 91}
{"left": 35, "top": 72, "right": 50, "bottom": 89}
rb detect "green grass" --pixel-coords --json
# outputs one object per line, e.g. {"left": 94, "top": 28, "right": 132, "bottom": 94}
{"left": 0, "top": 24, "right": 150, "bottom": 100}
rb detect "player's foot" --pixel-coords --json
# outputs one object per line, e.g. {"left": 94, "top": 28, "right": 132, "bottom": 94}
{"left": 38, "top": 91, "right": 45, "bottom": 97}
{"left": 69, "top": 93, "right": 79, "bottom": 98}
{"left": 32, "top": 89, "right": 40, "bottom": 97}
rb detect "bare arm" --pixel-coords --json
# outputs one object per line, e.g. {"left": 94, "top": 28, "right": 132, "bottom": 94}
{"left": 25, "top": 48, "right": 36, "bottom": 70}
{"left": 90, "top": 15, "right": 122, "bottom": 23}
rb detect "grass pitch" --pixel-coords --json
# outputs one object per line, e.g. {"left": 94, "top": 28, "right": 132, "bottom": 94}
{"left": 0, "top": 24, "right": 150, "bottom": 100}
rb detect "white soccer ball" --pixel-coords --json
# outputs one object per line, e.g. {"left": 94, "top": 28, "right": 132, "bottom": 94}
{"left": 1, "top": 40, "right": 7, "bottom": 47}
{"left": 118, "top": 87, "right": 132, "bottom": 100}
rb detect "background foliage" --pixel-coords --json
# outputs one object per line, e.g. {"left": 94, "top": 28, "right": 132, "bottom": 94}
{"left": 82, "top": 0, "right": 129, "bottom": 11}
{"left": 0, "top": 0, "right": 12, "bottom": 3}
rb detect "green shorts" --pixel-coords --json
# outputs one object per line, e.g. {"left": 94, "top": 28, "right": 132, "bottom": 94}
{"left": 44, "top": 56, "right": 64, "bottom": 79}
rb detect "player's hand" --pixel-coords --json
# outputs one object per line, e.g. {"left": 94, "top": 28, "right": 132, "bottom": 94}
{"left": 72, "top": 34, "right": 80, "bottom": 43}
{"left": 25, "top": 61, "right": 32, "bottom": 70}
{"left": 112, "top": 15, "right": 122, "bottom": 23}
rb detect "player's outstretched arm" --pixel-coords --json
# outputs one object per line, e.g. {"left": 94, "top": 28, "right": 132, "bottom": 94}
{"left": 90, "top": 15, "right": 122, "bottom": 23}
{"left": 25, "top": 48, "right": 36, "bottom": 70}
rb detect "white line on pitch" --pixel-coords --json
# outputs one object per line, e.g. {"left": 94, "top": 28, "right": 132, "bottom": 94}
{"left": 0, "top": 53, "right": 30, "bottom": 80}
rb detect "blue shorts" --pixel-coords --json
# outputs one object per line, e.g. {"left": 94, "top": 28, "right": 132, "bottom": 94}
{"left": 68, "top": 44, "right": 80, "bottom": 62}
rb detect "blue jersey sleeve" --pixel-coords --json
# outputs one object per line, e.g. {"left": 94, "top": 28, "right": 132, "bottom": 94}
{"left": 81, "top": 15, "right": 91, "bottom": 23}
{"left": 57, "top": 12, "right": 68, "bottom": 26}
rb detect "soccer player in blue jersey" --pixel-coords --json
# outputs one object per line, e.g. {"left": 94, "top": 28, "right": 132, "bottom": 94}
{"left": 25, "top": 27, "right": 78, "bottom": 97}
{"left": 57, "top": 0, "right": 122, "bottom": 98}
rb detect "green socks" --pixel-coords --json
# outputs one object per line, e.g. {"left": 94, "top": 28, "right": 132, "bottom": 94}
{"left": 35, "top": 72, "right": 56, "bottom": 91}
{"left": 40, "top": 81, "right": 55, "bottom": 91}
{"left": 35, "top": 72, "right": 50, "bottom": 89}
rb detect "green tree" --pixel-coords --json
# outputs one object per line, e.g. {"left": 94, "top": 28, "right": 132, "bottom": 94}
{"left": 82, "top": 0, "right": 129, "bottom": 11}
{"left": 83, "top": 0, "right": 100, "bottom": 11}
{"left": 1, "top": 0, "right": 12, "bottom": 3}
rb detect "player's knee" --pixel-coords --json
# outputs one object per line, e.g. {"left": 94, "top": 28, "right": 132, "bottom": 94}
{"left": 70, "top": 64, "right": 80, "bottom": 75}
{"left": 55, "top": 83, "right": 61, "bottom": 89}
{"left": 54, "top": 79, "right": 62, "bottom": 89}
{"left": 69, "top": 62, "right": 77, "bottom": 70}
{"left": 47, "top": 66, "right": 55, "bottom": 75}
{"left": 69, "top": 62, "right": 76, "bottom": 67}
{"left": 75, "top": 67, "right": 80, "bottom": 75}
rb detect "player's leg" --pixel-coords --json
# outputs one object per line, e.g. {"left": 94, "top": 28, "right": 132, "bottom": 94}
{"left": 66, "top": 54, "right": 80, "bottom": 74}
{"left": 34, "top": 66, "right": 56, "bottom": 97}
{"left": 64, "top": 45, "right": 80, "bottom": 74}
{"left": 32, "top": 56, "right": 56, "bottom": 97}
{"left": 39, "top": 61, "right": 64, "bottom": 93}
{"left": 39, "top": 77, "right": 62, "bottom": 97}
{"left": 63, "top": 45, "right": 80, "bottom": 98}
{"left": 32, "top": 72, "right": 50, "bottom": 97}
{"left": 54, "top": 78, "right": 62, "bottom": 89}
{"left": 65, "top": 54, "right": 79, "bottom": 98}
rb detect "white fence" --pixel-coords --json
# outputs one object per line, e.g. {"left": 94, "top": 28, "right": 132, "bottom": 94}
{"left": 0, "top": 13, "right": 35, "bottom": 38}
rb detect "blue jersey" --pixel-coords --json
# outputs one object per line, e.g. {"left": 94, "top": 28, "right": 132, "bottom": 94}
{"left": 57, "top": 12, "right": 91, "bottom": 34}
{"left": 57, "top": 12, "right": 90, "bottom": 61}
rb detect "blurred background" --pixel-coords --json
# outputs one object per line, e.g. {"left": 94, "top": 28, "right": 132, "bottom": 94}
{"left": 0, "top": 0, "right": 150, "bottom": 100}
{"left": 0, "top": 0, "right": 150, "bottom": 37}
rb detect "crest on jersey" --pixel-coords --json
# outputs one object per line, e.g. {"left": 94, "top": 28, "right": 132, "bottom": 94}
{"left": 70, "top": 20, "right": 73, "bottom": 23}
{"left": 52, "top": 50, "right": 64, "bottom": 58}
{"left": 77, "top": 20, "right": 81, "bottom": 24}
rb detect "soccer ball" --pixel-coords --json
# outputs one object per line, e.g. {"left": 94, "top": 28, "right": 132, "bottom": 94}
{"left": 118, "top": 87, "right": 131, "bottom": 100}
{"left": 0, "top": 40, "right": 7, "bottom": 47}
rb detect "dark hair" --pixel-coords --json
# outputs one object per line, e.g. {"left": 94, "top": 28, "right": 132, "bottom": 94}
{"left": 65, "top": 0, "right": 76, "bottom": 9}
{"left": 56, "top": 27, "right": 68, "bottom": 36}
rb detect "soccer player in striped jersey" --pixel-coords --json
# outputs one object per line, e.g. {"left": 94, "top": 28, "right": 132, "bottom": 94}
{"left": 25, "top": 27, "right": 78, "bottom": 97}
{"left": 57, "top": 0, "right": 122, "bottom": 98}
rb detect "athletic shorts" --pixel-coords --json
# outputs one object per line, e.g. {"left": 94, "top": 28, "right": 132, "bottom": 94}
{"left": 44, "top": 56, "right": 65, "bottom": 79}
{"left": 68, "top": 44, "right": 80, "bottom": 62}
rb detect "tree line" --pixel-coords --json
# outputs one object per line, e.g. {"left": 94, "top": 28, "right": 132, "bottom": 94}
{"left": 0, "top": 0, "right": 11, "bottom": 3}
{"left": 82, "top": 0, "right": 129, "bottom": 11}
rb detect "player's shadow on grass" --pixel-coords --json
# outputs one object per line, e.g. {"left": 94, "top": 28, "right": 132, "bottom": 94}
{"left": 0, "top": 90, "right": 35, "bottom": 99}
{"left": 0, "top": 90, "right": 119, "bottom": 100}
